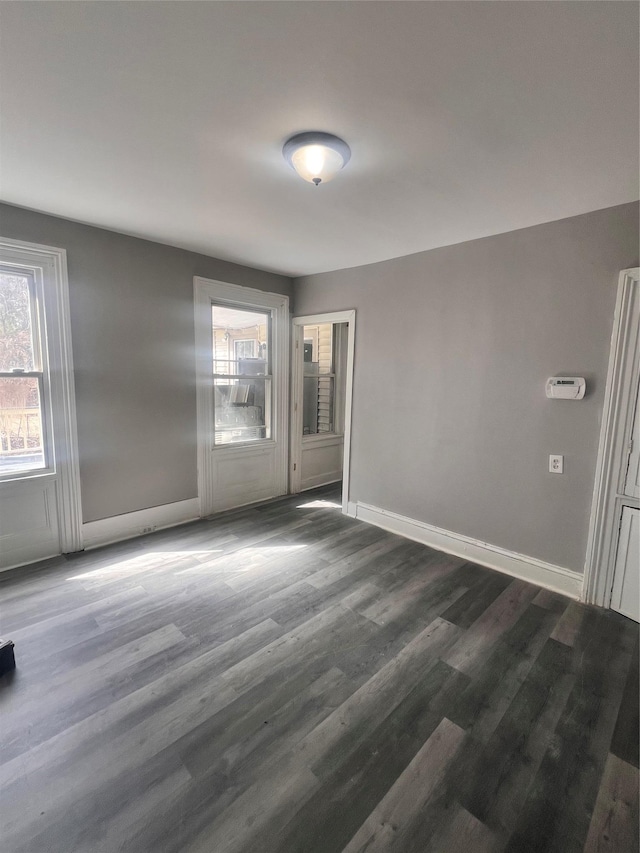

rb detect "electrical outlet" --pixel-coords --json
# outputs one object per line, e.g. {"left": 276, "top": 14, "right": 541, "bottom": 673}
{"left": 549, "top": 455, "right": 564, "bottom": 474}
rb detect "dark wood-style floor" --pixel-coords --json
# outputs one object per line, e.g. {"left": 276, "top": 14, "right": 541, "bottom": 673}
{"left": 0, "top": 485, "right": 638, "bottom": 853}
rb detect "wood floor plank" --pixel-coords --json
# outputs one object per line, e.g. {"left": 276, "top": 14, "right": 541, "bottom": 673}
{"left": 305, "top": 537, "right": 417, "bottom": 590}
{"left": 549, "top": 599, "right": 585, "bottom": 647}
{"left": 583, "top": 753, "right": 639, "bottom": 853}
{"left": 8, "top": 585, "right": 150, "bottom": 639}
{"left": 440, "top": 569, "right": 512, "bottom": 628}
{"left": 0, "top": 623, "right": 188, "bottom": 761}
{"left": 302, "top": 617, "right": 463, "bottom": 780}
{"left": 425, "top": 803, "right": 497, "bottom": 853}
{"left": 357, "top": 553, "right": 466, "bottom": 626}
{"left": 0, "top": 484, "right": 637, "bottom": 853}
{"left": 340, "top": 718, "right": 466, "bottom": 853}
{"left": 173, "top": 619, "right": 366, "bottom": 781}
{"left": 448, "top": 602, "right": 561, "bottom": 741}
{"left": 120, "top": 670, "right": 356, "bottom": 853}
{"left": 11, "top": 746, "right": 193, "bottom": 853}
{"left": 0, "top": 617, "right": 282, "bottom": 798}
{"left": 504, "top": 609, "right": 636, "bottom": 853}
{"left": 610, "top": 629, "right": 639, "bottom": 768}
{"left": 271, "top": 660, "right": 468, "bottom": 853}
{"left": 458, "top": 637, "right": 576, "bottom": 832}
{"left": 532, "top": 588, "right": 569, "bottom": 613}
{"left": 443, "top": 578, "right": 540, "bottom": 675}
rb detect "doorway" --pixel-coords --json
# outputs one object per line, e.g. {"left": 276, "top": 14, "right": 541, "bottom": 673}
{"left": 290, "top": 310, "right": 355, "bottom": 514}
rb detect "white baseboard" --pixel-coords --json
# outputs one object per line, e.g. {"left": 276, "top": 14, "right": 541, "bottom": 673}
{"left": 82, "top": 498, "right": 201, "bottom": 550}
{"left": 345, "top": 501, "right": 358, "bottom": 518}
{"left": 354, "top": 501, "right": 583, "bottom": 600}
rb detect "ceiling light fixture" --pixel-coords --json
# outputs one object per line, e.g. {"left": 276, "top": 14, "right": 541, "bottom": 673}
{"left": 283, "top": 132, "right": 351, "bottom": 186}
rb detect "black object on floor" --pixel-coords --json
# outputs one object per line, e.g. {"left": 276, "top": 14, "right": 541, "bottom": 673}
{"left": 0, "top": 639, "right": 16, "bottom": 676}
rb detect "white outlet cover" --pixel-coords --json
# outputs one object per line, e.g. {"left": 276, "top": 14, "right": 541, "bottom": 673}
{"left": 549, "top": 455, "right": 564, "bottom": 473}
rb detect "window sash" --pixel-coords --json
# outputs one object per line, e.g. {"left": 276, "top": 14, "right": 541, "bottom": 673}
{"left": 211, "top": 304, "right": 273, "bottom": 447}
{"left": 213, "top": 375, "right": 272, "bottom": 444}
{"left": 0, "top": 267, "right": 42, "bottom": 373}
{"left": 0, "top": 263, "right": 50, "bottom": 482}
{"left": 0, "top": 263, "right": 52, "bottom": 479}
{"left": 0, "top": 372, "right": 48, "bottom": 476}
{"left": 211, "top": 305, "right": 272, "bottom": 372}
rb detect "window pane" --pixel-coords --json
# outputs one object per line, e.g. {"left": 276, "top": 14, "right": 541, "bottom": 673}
{"left": 0, "top": 376, "right": 45, "bottom": 474}
{"left": 214, "top": 377, "right": 270, "bottom": 444}
{"left": 302, "top": 323, "right": 335, "bottom": 435}
{"left": 303, "top": 375, "right": 334, "bottom": 435}
{"left": 212, "top": 305, "right": 268, "bottom": 376}
{"left": 303, "top": 323, "right": 333, "bottom": 375}
{"left": 234, "top": 339, "right": 255, "bottom": 361}
{"left": 0, "top": 272, "right": 36, "bottom": 372}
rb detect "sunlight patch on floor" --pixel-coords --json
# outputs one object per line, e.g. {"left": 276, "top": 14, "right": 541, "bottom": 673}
{"left": 66, "top": 550, "right": 223, "bottom": 580}
{"left": 296, "top": 499, "right": 342, "bottom": 509}
{"left": 250, "top": 545, "right": 307, "bottom": 553}
{"left": 174, "top": 544, "right": 308, "bottom": 575}
{"left": 230, "top": 544, "right": 308, "bottom": 573}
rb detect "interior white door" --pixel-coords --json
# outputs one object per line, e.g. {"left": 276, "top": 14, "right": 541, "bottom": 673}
{"left": 624, "top": 377, "right": 640, "bottom": 498}
{"left": 610, "top": 505, "right": 639, "bottom": 622}
{"left": 0, "top": 240, "right": 82, "bottom": 571}
{"left": 585, "top": 269, "right": 639, "bottom": 610}
{"left": 194, "top": 278, "right": 289, "bottom": 515}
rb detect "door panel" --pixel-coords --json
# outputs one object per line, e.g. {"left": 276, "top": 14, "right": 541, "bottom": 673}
{"left": 0, "top": 477, "right": 59, "bottom": 568}
{"left": 212, "top": 445, "right": 276, "bottom": 513}
{"left": 611, "top": 505, "right": 639, "bottom": 622}
{"left": 300, "top": 436, "right": 344, "bottom": 491}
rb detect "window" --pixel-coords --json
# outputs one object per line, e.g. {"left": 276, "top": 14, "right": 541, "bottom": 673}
{"left": 302, "top": 323, "right": 335, "bottom": 435}
{"left": 234, "top": 339, "right": 256, "bottom": 361}
{"left": 212, "top": 305, "right": 271, "bottom": 444}
{"left": 0, "top": 269, "right": 48, "bottom": 476}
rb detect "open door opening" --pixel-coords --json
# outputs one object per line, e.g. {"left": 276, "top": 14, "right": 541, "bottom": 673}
{"left": 290, "top": 310, "right": 355, "bottom": 515}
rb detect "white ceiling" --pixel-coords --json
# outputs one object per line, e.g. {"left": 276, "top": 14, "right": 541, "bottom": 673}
{"left": 0, "top": 1, "right": 638, "bottom": 277}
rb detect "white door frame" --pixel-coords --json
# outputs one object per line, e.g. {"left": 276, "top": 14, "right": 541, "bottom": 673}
{"left": 0, "top": 236, "right": 83, "bottom": 557}
{"left": 583, "top": 267, "right": 639, "bottom": 605}
{"left": 194, "top": 277, "right": 289, "bottom": 516}
{"left": 291, "top": 310, "right": 356, "bottom": 515}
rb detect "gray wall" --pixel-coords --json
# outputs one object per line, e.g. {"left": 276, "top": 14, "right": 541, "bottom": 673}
{"left": 294, "top": 203, "right": 639, "bottom": 573}
{"left": 0, "top": 203, "right": 292, "bottom": 523}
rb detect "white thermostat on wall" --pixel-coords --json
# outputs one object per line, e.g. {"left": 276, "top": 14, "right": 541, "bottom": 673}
{"left": 545, "top": 377, "right": 586, "bottom": 400}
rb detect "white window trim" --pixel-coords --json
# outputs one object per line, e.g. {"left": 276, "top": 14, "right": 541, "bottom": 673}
{"left": 194, "top": 277, "right": 289, "bottom": 517}
{"left": 0, "top": 237, "right": 83, "bottom": 553}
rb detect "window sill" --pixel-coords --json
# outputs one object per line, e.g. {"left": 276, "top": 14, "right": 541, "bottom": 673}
{"left": 0, "top": 468, "right": 56, "bottom": 488}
